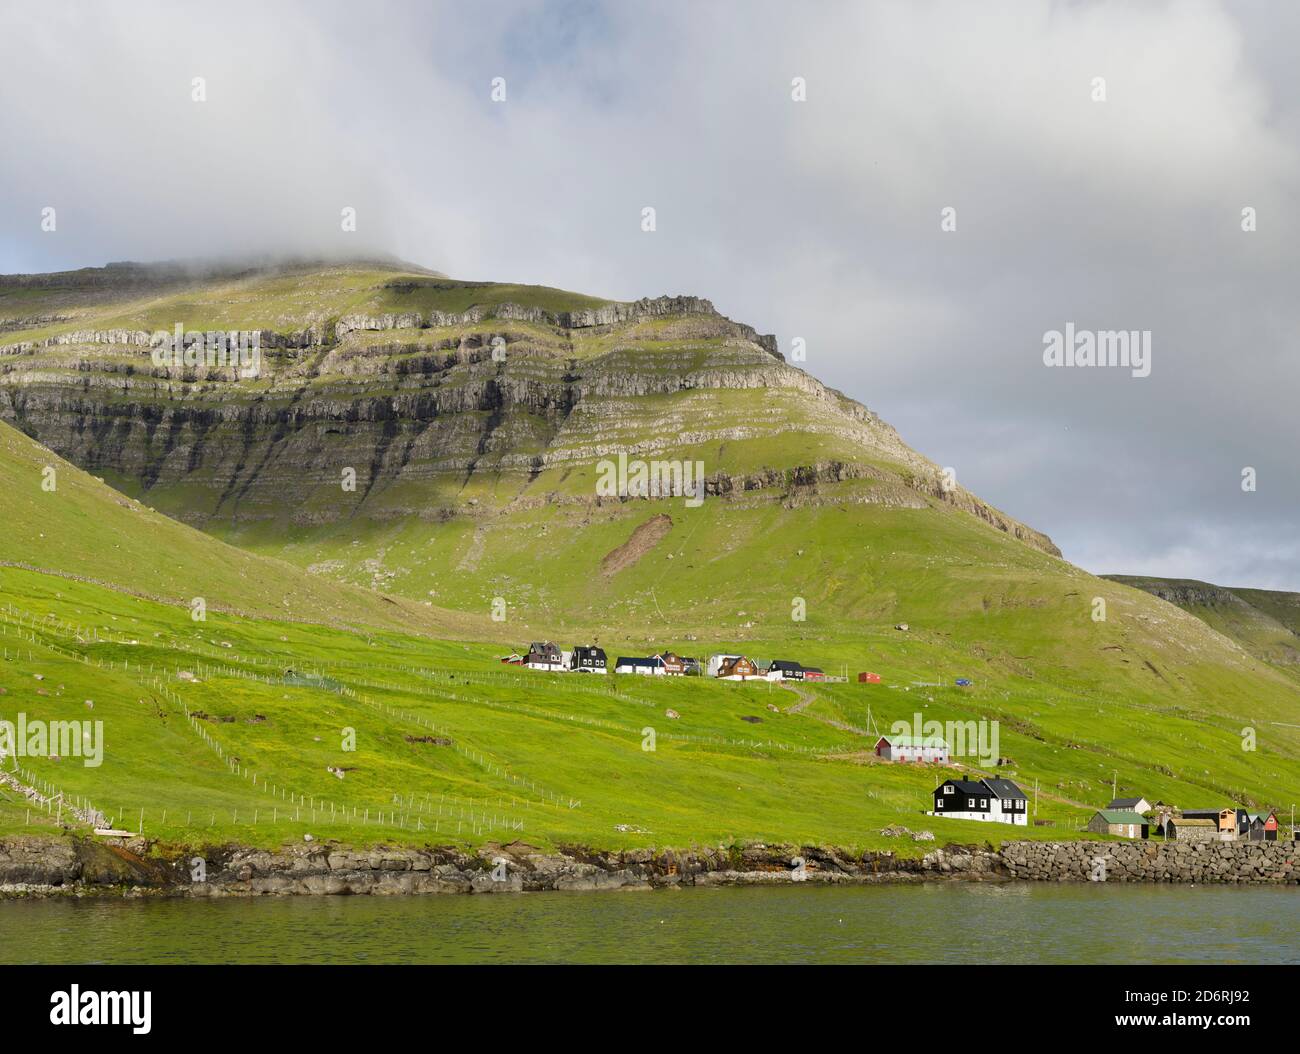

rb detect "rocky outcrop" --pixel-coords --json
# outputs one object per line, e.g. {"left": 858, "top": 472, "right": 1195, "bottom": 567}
{"left": 0, "top": 837, "right": 1001, "bottom": 897}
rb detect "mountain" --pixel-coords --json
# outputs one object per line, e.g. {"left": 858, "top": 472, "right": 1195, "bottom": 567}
{"left": 1104, "top": 575, "right": 1300, "bottom": 673}
{"left": 2, "top": 259, "right": 1056, "bottom": 624}
{"left": 1, "top": 260, "right": 1297, "bottom": 853}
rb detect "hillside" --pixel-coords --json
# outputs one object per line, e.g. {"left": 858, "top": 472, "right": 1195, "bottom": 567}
{"left": 1105, "top": 575, "right": 1300, "bottom": 674}
{"left": 0, "top": 260, "right": 1297, "bottom": 856}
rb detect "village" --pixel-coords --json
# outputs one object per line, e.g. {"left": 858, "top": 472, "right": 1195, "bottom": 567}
{"left": 873, "top": 734, "right": 1293, "bottom": 842}
{"left": 501, "top": 641, "right": 829, "bottom": 681}
{"left": 502, "top": 643, "right": 1295, "bottom": 845}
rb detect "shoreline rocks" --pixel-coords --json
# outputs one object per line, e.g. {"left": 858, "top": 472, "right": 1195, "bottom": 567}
{"left": 3, "top": 835, "right": 1292, "bottom": 899}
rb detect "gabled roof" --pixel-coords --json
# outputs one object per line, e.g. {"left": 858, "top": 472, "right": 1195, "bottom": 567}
{"left": 982, "top": 778, "right": 1026, "bottom": 799}
{"left": 1107, "top": 797, "right": 1148, "bottom": 810}
{"left": 1168, "top": 817, "right": 1217, "bottom": 828}
{"left": 936, "top": 779, "right": 988, "bottom": 795}
{"left": 880, "top": 735, "right": 948, "bottom": 749}
{"left": 615, "top": 656, "right": 656, "bottom": 667}
{"left": 769, "top": 659, "right": 804, "bottom": 672}
{"left": 1095, "top": 810, "right": 1147, "bottom": 825}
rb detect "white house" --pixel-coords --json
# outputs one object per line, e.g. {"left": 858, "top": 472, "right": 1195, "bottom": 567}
{"left": 930, "top": 778, "right": 1028, "bottom": 826}
{"left": 1106, "top": 796, "right": 1152, "bottom": 815}
{"left": 874, "top": 735, "right": 949, "bottom": 764}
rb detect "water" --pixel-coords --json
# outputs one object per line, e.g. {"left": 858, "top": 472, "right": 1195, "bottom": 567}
{"left": 2, "top": 883, "right": 1297, "bottom": 964}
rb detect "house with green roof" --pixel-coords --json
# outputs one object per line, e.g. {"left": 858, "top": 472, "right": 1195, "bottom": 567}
{"left": 1086, "top": 809, "right": 1150, "bottom": 839}
{"left": 874, "top": 734, "right": 949, "bottom": 764}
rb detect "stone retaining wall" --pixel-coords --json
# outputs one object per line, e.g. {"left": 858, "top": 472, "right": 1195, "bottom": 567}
{"left": 1, "top": 836, "right": 1295, "bottom": 897}
{"left": 1000, "top": 838, "right": 1297, "bottom": 884}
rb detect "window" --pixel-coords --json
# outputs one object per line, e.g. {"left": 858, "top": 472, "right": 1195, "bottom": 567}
{"left": 980, "top": 798, "right": 988, "bottom": 809}
{"left": 967, "top": 797, "right": 975, "bottom": 808}
{"left": 944, "top": 785, "right": 954, "bottom": 795}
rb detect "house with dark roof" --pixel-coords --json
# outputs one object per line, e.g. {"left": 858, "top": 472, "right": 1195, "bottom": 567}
{"left": 931, "top": 777, "right": 1027, "bottom": 826}
{"left": 716, "top": 656, "right": 760, "bottom": 680}
{"left": 1246, "top": 810, "right": 1279, "bottom": 841}
{"left": 1182, "top": 808, "right": 1248, "bottom": 839}
{"left": 614, "top": 656, "right": 657, "bottom": 675}
{"left": 569, "top": 645, "right": 607, "bottom": 673}
{"left": 525, "top": 641, "right": 566, "bottom": 672}
{"left": 1106, "top": 796, "right": 1151, "bottom": 814}
{"left": 765, "top": 659, "right": 804, "bottom": 682}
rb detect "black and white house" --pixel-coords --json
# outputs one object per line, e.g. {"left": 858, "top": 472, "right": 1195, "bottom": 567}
{"left": 569, "top": 645, "right": 608, "bottom": 673}
{"left": 931, "top": 777, "right": 1028, "bottom": 826}
{"left": 765, "top": 660, "right": 805, "bottom": 682}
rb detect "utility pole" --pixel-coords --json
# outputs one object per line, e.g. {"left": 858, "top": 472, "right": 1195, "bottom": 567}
{"left": 1112, "top": 771, "right": 1117, "bottom": 801}
{"left": 1034, "top": 778, "right": 1038, "bottom": 817}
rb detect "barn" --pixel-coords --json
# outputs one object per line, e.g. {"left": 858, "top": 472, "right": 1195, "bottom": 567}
{"left": 874, "top": 735, "right": 949, "bottom": 764}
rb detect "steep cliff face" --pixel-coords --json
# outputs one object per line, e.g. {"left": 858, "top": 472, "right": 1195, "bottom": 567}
{"left": 0, "top": 260, "right": 1056, "bottom": 554}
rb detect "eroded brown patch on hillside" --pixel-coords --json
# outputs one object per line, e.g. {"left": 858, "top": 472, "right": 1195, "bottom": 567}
{"left": 601, "top": 513, "right": 672, "bottom": 576}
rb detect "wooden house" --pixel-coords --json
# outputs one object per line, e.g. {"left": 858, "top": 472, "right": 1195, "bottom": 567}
{"left": 858, "top": 671, "right": 882, "bottom": 684}
{"left": 525, "top": 641, "right": 565, "bottom": 672}
{"left": 717, "top": 656, "right": 760, "bottom": 680}
{"left": 614, "top": 656, "right": 657, "bottom": 675}
{"left": 802, "top": 667, "right": 826, "bottom": 682}
{"left": 569, "top": 645, "right": 607, "bottom": 674}
{"left": 931, "top": 777, "right": 1027, "bottom": 826}
{"left": 874, "top": 735, "right": 949, "bottom": 764}
{"left": 1246, "top": 810, "right": 1279, "bottom": 841}
{"left": 1087, "top": 810, "right": 1149, "bottom": 839}
{"left": 657, "top": 653, "right": 687, "bottom": 676}
{"left": 1182, "top": 808, "right": 1247, "bottom": 839}
{"left": 706, "top": 654, "right": 743, "bottom": 677}
{"left": 1106, "top": 796, "right": 1152, "bottom": 815}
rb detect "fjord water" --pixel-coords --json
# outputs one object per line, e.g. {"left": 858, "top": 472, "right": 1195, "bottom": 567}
{"left": 4, "top": 883, "right": 1298, "bottom": 964}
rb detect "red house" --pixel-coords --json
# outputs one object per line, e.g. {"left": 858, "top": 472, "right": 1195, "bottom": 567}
{"left": 858, "top": 671, "right": 881, "bottom": 683}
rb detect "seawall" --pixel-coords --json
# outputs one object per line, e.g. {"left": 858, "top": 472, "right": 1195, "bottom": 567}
{"left": 0, "top": 836, "right": 1295, "bottom": 897}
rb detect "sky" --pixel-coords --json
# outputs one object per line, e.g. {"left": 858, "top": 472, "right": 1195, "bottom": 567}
{"left": 1, "top": 0, "right": 1296, "bottom": 589}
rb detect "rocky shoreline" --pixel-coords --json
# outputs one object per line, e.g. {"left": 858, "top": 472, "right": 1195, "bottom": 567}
{"left": 1, "top": 835, "right": 1296, "bottom": 898}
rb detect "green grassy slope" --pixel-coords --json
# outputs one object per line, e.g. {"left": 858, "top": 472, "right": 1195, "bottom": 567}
{"left": 1105, "top": 575, "right": 1300, "bottom": 676}
{"left": 3, "top": 558, "right": 1295, "bottom": 854}
{"left": 0, "top": 418, "right": 482, "bottom": 639}
{"left": 0, "top": 426, "right": 1296, "bottom": 857}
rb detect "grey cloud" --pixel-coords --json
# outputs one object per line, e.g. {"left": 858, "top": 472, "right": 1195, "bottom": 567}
{"left": 0, "top": 0, "right": 1295, "bottom": 587}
